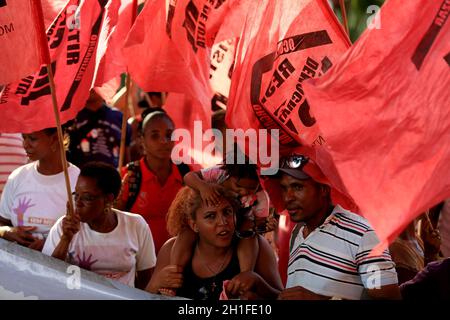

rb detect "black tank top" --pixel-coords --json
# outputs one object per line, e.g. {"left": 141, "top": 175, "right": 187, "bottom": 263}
{"left": 177, "top": 251, "right": 240, "bottom": 300}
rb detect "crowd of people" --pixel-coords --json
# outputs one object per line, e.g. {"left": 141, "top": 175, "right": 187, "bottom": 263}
{"left": 0, "top": 91, "right": 448, "bottom": 300}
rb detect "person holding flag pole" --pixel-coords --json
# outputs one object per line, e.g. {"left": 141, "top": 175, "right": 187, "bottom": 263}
{"left": 0, "top": 0, "right": 79, "bottom": 249}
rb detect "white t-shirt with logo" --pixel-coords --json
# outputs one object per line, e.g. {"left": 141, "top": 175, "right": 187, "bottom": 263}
{"left": 0, "top": 162, "right": 80, "bottom": 239}
{"left": 42, "top": 209, "right": 157, "bottom": 287}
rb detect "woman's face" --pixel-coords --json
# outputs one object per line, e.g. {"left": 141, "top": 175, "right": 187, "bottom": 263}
{"left": 22, "top": 130, "right": 57, "bottom": 162}
{"left": 142, "top": 117, "right": 174, "bottom": 160}
{"left": 191, "top": 198, "right": 236, "bottom": 248}
{"left": 73, "top": 176, "right": 108, "bottom": 223}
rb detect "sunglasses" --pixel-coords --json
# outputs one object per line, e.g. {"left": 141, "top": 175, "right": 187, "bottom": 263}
{"left": 280, "top": 155, "right": 309, "bottom": 169}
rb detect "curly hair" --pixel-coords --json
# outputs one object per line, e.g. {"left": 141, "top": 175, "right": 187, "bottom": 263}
{"left": 166, "top": 186, "right": 241, "bottom": 237}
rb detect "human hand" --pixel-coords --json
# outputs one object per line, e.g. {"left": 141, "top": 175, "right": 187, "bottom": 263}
{"left": 2, "top": 226, "right": 37, "bottom": 246}
{"left": 226, "top": 271, "right": 260, "bottom": 298}
{"left": 61, "top": 210, "right": 80, "bottom": 241}
{"left": 277, "top": 286, "right": 329, "bottom": 300}
{"left": 148, "top": 265, "right": 183, "bottom": 294}
{"left": 28, "top": 238, "right": 45, "bottom": 251}
{"left": 199, "top": 183, "right": 223, "bottom": 207}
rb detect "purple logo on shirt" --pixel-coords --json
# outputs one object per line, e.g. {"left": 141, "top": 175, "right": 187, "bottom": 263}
{"left": 13, "top": 197, "right": 35, "bottom": 226}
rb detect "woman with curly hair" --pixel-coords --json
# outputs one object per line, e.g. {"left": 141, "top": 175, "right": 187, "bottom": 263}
{"left": 146, "top": 186, "right": 282, "bottom": 300}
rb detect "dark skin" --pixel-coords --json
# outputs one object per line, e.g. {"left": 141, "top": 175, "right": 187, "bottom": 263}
{"left": 0, "top": 129, "right": 63, "bottom": 251}
{"left": 141, "top": 116, "right": 175, "bottom": 186}
{"left": 52, "top": 176, "right": 152, "bottom": 290}
{"left": 278, "top": 173, "right": 401, "bottom": 300}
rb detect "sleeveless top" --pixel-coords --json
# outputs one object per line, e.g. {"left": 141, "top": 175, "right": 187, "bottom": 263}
{"left": 177, "top": 251, "right": 240, "bottom": 300}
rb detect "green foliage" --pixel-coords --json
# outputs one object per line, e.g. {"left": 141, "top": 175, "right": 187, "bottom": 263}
{"left": 333, "top": 0, "right": 386, "bottom": 42}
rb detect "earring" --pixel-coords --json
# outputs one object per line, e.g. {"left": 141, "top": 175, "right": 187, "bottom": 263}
{"left": 104, "top": 204, "right": 112, "bottom": 214}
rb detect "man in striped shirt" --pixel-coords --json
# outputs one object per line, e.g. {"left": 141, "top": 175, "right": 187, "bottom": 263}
{"left": 0, "top": 133, "right": 27, "bottom": 198}
{"left": 277, "top": 155, "right": 401, "bottom": 300}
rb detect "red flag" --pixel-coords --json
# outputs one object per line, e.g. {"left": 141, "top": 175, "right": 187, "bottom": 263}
{"left": 0, "top": 0, "right": 50, "bottom": 85}
{"left": 94, "top": 0, "right": 135, "bottom": 103}
{"left": 0, "top": 0, "right": 116, "bottom": 133}
{"left": 123, "top": 0, "right": 247, "bottom": 109}
{"left": 226, "top": 0, "right": 350, "bottom": 149}
{"left": 303, "top": 0, "right": 450, "bottom": 253}
{"left": 41, "top": 0, "right": 68, "bottom": 29}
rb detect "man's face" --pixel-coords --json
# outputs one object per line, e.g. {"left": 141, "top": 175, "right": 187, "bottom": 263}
{"left": 280, "top": 173, "right": 327, "bottom": 223}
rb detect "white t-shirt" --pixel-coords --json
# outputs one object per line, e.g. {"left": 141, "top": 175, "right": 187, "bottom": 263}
{"left": 287, "top": 205, "right": 398, "bottom": 300}
{"left": 0, "top": 162, "right": 79, "bottom": 239}
{"left": 42, "top": 209, "right": 157, "bottom": 287}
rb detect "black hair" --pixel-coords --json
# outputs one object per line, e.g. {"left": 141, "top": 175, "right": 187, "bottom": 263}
{"left": 141, "top": 109, "right": 174, "bottom": 135}
{"left": 212, "top": 109, "right": 227, "bottom": 130}
{"left": 221, "top": 145, "right": 259, "bottom": 181}
{"left": 41, "top": 126, "right": 70, "bottom": 150}
{"left": 79, "top": 162, "right": 122, "bottom": 199}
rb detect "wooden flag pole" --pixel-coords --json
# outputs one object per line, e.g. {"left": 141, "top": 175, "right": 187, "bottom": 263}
{"left": 118, "top": 0, "right": 139, "bottom": 171}
{"left": 339, "top": 0, "right": 349, "bottom": 36}
{"left": 47, "top": 64, "right": 75, "bottom": 218}
{"left": 118, "top": 74, "right": 131, "bottom": 171}
{"left": 33, "top": 0, "right": 74, "bottom": 217}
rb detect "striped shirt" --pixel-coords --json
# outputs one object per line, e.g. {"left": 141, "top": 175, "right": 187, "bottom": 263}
{"left": 286, "top": 205, "right": 398, "bottom": 300}
{"left": 0, "top": 134, "right": 27, "bottom": 197}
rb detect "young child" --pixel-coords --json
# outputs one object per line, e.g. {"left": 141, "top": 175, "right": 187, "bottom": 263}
{"left": 163, "top": 160, "right": 276, "bottom": 296}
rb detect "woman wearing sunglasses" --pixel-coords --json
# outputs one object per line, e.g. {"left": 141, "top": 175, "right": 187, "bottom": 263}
{"left": 146, "top": 186, "right": 282, "bottom": 300}
{"left": 42, "top": 162, "right": 156, "bottom": 289}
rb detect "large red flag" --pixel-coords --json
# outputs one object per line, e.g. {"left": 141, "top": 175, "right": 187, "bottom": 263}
{"left": 94, "top": 0, "right": 135, "bottom": 103}
{"left": 0, "top": 0, "right": 50, "bottom": 85}
{"left": 165, "top": 38, "right": 235, "bottom": 169}
{"left": 226, "top": 0, "right": 351, "bottom": 149}
{"left": 303, "top": 0, "right": 450, "bottom": 253}
{"left": 0, "top": 0, "right": 116, "bottom": 133}
{"left": 224, "top": 0, "right": 354, "bottom": 211}
{"left": 123, "top": 0, "right": 247, "bottom": 109}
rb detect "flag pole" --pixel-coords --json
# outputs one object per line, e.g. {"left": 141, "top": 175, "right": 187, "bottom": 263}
{"left": 33, "top": 0, "right": 74, "bottom": 217}
{"left": 339, "top": 0, "right": 349, "bottom": 36}
{"left": 118, "top": 0, "right": 138, "bottom": 171}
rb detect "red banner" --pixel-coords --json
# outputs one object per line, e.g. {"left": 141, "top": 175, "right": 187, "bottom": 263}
{"left": 226, "top": 0, "right": 350, "bottom": 149}
{"left": 0, "top": 0, "right": 49, "bottom": 85}
{"left": 303, "top": 0, "right": 450, "bottom": 253}
{"left": 95, "top": 0, "right": 135, "bottom": 103}
{"left": 123, "top": 0, "right": 246, "bottom": 109}
{"left": 0, "top": 0, "right": 115, "bottom": 133}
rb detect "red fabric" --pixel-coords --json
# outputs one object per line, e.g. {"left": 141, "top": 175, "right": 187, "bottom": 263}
{"left": 0, "top": 0, "right": 116, "bottom": 133}
{"left": 95, "top": 0, "right": 136, "bottom": 103}
{"left": 226, "top": 0, "right": 351, "bottom": 149}
{"left": 123, "top": 0, "right": 246, "bottom": 109}
{"left": 121, "top": 158, "right": 185, "bottom": 253}
{"left": 165, "top": 93, "right": 218, "bottom": 170}
{"left": 0, "top": 0, "right": 48, "bottom": 85}
{"left": 41, "top": 0, "right": 67, "bottom": 29}
{"left": 303, "top": 0, "right": 450, "bottom": 254}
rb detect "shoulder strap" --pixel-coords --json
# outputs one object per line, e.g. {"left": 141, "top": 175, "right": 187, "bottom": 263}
{"left": 289, "top": 223, "right": 302, "bottom": 253}
{"left": 125, "top": 160, "right": 142, "bottom": 211}
{"left": 176, "top": 163, "right": 191, "bottom": 180}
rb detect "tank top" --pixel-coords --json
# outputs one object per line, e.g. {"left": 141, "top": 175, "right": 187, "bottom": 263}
{"left": 177, "top": 251, "right": 240, "bottom": 300}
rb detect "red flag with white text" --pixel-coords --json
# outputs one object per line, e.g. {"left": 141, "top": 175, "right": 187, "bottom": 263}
{"left": 0, "top": 0, "right": 116, "bottom": 133}
{"left": 0, "top": 0, "right": 49, "bottom": 85}
{"left": 303, "top": 0, "right": 450, "bottom": 253}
